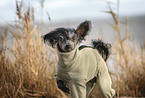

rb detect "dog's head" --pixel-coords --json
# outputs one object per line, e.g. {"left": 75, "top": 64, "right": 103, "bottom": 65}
{"left": 42, "top": 21, "right": 91, "bottom": 52}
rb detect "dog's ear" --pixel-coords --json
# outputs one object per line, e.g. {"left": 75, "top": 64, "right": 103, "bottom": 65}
{"left": 76, "top": 20, "right": 91, "bottom": 40}
{"left": 42, "top": 28, "right": 66, "bottom": 48}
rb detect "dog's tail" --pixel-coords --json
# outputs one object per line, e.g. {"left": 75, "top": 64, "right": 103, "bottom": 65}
{"left": 91, "top": 39, "right": 112, "bottom": 61}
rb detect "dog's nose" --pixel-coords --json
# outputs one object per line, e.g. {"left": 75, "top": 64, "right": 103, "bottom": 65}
{"left": 66, "top": 45, "right": 71, "bottom": 48}
{"left": 65, "top": 45, "right": 72, "bottom": 51}
{"left": 65, "top": 45, "right": 72, "bottom": 50}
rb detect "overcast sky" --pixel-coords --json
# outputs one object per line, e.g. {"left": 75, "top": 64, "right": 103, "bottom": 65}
{"left": 0, "top": 0, "right": 145, "bottom": 24}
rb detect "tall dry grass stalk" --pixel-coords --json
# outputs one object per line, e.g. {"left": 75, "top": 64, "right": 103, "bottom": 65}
{"left": 107, "top": 0, "right": 145, "bottom": 97}
{"left": 90, "top": 0, "right": 145, "bottom": 97}
{"left": 0, "top": 1, "right": 67, "bottom": 97}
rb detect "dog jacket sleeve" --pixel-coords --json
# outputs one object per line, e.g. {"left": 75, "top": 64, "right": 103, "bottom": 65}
{"left": 94, "top": 50, "right": 115, "bottom": 98}
{"left": 69, "top": 79, "right": 86, "bottom": 98}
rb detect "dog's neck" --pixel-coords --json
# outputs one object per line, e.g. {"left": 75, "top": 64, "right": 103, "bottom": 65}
{"left": 57, "top": 45, "right": 79, "bottom": 69}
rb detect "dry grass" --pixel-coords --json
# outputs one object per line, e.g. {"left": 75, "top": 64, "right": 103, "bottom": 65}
{"left": 105, "top": 0, "right": 145, "bottom": 97}
{"left": 0, "top": 1, "right": 67, "bottom": 98}
{"left": 89, "top": 0, "right": 145, "bottom": 97}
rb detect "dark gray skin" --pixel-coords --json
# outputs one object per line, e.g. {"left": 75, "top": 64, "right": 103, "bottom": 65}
{"left": 57, "top": 30, "right": 79, "bottom": 52}
{"left": 42, "top": 21, "right": 91, "bottom": 49}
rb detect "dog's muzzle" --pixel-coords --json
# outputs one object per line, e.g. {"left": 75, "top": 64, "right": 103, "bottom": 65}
{"left": 65, "top": 45, "right": 72, "bottom": 51}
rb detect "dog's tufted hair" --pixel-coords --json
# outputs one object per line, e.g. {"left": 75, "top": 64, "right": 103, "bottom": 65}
{"left": 91, "top": 39, "right": 112, "bottom": 61}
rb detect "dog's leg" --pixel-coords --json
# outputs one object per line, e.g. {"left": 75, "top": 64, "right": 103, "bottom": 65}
{"left": 57, "top": 80, "right": 70, "bottom": 94}
{"left": 86, "top": 80, "right": 96, "bottom": 98}
{"left": 97, "top": 69, "right": 115, "bottom": 98}
{"left": 69, "top": 80, "right": 86, "bottom": 98}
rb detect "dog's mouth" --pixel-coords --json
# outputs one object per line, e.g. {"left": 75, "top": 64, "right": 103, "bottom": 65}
{"left": 65, "top": 48, "right": 72, "bottom": 52}
{"left": 65, "top": 46, "right": 72, "bottom": 52}
{"left": 66, "top": 48, "right": 71, "bottom": 51}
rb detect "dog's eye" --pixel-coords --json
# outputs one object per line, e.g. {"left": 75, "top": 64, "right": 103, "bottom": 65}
{"left": 59, "top": 37, "right": 66, "bottom": 43}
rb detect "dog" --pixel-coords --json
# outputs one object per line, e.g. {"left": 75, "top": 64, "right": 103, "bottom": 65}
{"left": 42, "top": 21, "right": 115, "bottom": 98}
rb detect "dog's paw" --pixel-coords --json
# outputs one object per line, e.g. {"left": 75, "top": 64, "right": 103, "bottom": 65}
{"left": 57, "top": 80, "right": 70, "bottom": 94}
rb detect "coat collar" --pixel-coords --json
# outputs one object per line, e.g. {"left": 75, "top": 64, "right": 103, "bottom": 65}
{"left": 57, "top": 46, "right": 79, "bottom": 69}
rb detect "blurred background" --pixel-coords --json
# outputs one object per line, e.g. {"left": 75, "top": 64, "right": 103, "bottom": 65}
{"left": 0, "top": 0, "right": 145, "bottom": 49}
{"left": 0, "top": 0, "right": 145, "bottom": 97}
